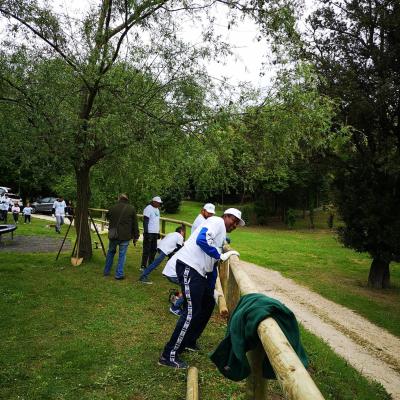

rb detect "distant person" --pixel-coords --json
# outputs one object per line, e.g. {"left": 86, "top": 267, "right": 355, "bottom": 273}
{"left": 139, "top": 226, "right": 185, "bottom": 284}
{"left": 0, "top": 194, "right": 10, "bottom": 222}
{"left": 191, "top": 203, "right": 215, "bottom": 234}
{"left": 159, "top": 208, "right": 245, "bottom": 369}
{"left": 52, "top": 196, "right": 66, "bottom": 233}
{"left": 66, "top": 201, "right": 74, "bottom": 223}
{"left": 103, "top": 194, "right": 139, "bottom": 280}
{"left": 22, "top": 203, "right": 33, "bottom": 224}
{"left": 140, "top": 196, "right": 162, "bottom": 270}
{"left": 11, "top": 203, "right": 20, "bottom": 224}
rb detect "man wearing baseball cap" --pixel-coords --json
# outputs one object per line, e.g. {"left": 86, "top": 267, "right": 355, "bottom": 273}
{"left": 140, "top": 196, "right": 162, "bottom": 271}
{"left": 159, "top": 207, "right": 245, "bottom": 369}
{"left": 191, "top": 203, "right": 215, "bottom": 234}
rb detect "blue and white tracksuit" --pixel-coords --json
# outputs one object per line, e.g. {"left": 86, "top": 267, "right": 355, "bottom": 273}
{"left": 162, "top": 216, "right": 225, "bottom": 364}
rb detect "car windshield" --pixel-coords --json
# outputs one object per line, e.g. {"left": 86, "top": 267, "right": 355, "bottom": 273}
{"left": 7, "top": 194, "right": 20, "bottom": 199}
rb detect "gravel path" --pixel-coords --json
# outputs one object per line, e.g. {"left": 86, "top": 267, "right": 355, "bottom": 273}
{"left": 0, "top": 235, "right": 72, "bottom": 253}
{"left": 240, "top": 260, "right": 400, "bottom": 399}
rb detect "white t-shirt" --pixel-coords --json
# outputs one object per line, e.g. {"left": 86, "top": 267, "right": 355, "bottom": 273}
{"left": 53, "top": 200, "right": 66, "bottom": 216}
{"left": 191, "top": 214, "right": 206, "bottom": 234}
{"left": 23, "top": 207, "right": 33, "bottom": 215}
{"left": 0, "top": 196, "right": 10, "bottom": 211}
{"left": 158, "top": 231, "right": 184, "bottom": 255}
{"left": 143, "top": 204, "right": 160, "bottom": 233}
{"left": 176, "top": 216, "right": 226, "bottom": 277}
{"left": 162, "top": 253, "right": 179, "bottom": 278}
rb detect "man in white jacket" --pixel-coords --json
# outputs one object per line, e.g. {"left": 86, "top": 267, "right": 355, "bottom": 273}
{"left": 159, "top": 208, "right": 245, "bottom": 369}
{"left": 191, "top": 203, "right": 215, "bottom": 234}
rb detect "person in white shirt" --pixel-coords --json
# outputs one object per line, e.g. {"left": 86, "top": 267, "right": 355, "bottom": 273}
{"left": 22, "top": 203, "right": 33, "bottom": 224}
{"left": 0, "top": 195, "right": 10, "bottom": 223}
{"left": 139, "top": 226, "right": 185, "bottom": 284}
{"left": 159, "top": 208, "right": 245, "bottom": 369}
{"left": 52, "top": 196, "right": 66, "bottom": 233}
{"left": 11, "top": 203, "right": 20, "bottom": 224}
{"left": 191, "top": 203, "right": 215, "bottom": 234}
{"left": 140, "top": 196, "right": 162, "bottom": 270}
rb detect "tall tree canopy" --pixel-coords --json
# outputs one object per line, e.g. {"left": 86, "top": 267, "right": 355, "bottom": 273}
{"left": 0, "top": 0, "right": 300, "bottom": 259}
{"left": 305, "top": 0, "right": 400, "bottom": 288}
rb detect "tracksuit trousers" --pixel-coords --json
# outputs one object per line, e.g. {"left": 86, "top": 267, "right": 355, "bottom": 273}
{"left": 162, "top": 259, "right": 215, "bottom": 362}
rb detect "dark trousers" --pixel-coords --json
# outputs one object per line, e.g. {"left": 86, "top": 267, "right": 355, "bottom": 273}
{"left": 162, "top": 260, "right": 215, "bottom": 362}
{"left": 0, "top": 210, "right": 7, "bottom": 222}
{"left": 24, "top": 215, "right": 31, "bottom": 223}
{"left": 12, "top": 213, "right": 19, "bottom": 223}
{"left": 141, "top": 233, "right": 158, "bottom": 267}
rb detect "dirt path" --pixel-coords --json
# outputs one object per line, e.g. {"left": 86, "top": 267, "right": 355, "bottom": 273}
{"left": 239, "top": 260, "right": 400, "bottom": 399}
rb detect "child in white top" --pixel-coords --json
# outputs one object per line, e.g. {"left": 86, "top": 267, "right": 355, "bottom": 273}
{"left": 11, "top": 203, "right": 20, "bottom": 224}
{"left": 23, "top": 203, "right": 33, "bottom": 224}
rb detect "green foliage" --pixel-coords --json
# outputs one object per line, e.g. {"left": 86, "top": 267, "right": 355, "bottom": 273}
{"left": 161, "top": 188, "right": 183, "bottom": 214}
{"left": 305, "top": 0, "right": 400, "bottom": 286}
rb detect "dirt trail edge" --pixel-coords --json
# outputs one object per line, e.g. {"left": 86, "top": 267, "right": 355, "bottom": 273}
{"left": 239, "top": 260, "right": 400, "bottom": 399}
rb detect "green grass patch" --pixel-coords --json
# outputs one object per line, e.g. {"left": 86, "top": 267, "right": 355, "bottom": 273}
{"left": 0, "top": 244, "right": 391, "bottom": 399}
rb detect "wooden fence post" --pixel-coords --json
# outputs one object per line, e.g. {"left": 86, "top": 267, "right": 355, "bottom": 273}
{"left": 246, "top": 343, "right": 269, "bottom": 400}
{"left": 161, "top": 219, "right": 166, "bottom": 237}
{"left": 186, "top": 367, "right": 199, "bottom": 400}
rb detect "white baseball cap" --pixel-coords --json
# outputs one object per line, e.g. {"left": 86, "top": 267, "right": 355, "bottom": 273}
{"left": 203, "top": 203, "right": 215, "bottom": 214}
{"left": 223, "top": 208, "right": 245, "bottom": 226}
{"left": 152, "top": 196, "right": 162, "bottom": 203}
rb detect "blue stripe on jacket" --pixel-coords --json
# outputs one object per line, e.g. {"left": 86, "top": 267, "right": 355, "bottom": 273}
{"left": 196, "top": 227, "right": 221, "bottom": 260}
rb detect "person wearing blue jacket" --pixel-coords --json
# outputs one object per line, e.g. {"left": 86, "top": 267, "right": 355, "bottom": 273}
{"left": 159, "top": 208, "right": 245, "bottom": 369}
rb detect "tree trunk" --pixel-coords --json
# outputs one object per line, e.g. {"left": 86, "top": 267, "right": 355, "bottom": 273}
{"left": 368, "top": 258, "right": 390, "bottom": 289}
{"left": 75, "top": 165, "right": 92, "bottom": 261}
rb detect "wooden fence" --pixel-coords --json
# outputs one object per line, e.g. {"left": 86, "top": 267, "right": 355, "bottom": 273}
{"left": 218, "top": 248, "right": 325, "bottom": 400}
{"left": 88, "top": 208, "right": 192, "bottom": 239}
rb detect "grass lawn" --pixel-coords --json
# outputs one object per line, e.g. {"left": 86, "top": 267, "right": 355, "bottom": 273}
{"left": 0, "top": 206, "right": 395, "bottom": 400}
{"left": 0, "top": 219, "right": 391, "bottom": 399}
{"left": 164, "top": 202, "right": 400, "bottom": 338}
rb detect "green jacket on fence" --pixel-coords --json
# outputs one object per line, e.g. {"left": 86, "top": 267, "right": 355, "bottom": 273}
{"left": 107, "top": 199, "right": 139, "bottom": 241}
{"left": 210, "top": 293, "right": 308, "bottom": 381}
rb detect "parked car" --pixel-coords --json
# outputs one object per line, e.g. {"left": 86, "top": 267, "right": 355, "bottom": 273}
{"left": 6, "top": 193, "right": 23, "bottom": 210}
{"left": 0, "top": 186, "right": 11, "bottom": 196}
{"left": 31, "top": 197, "right": 57, "bottom": 214}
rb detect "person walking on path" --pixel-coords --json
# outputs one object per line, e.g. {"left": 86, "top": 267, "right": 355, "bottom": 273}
{"left": 11, "top": 203, "right": 20, "bottom": 224}
{"left": 140, "top": 196, "right": 162, "bottom": 270}
{"left": 139, "top": 226, "right": 185, "bottom": 284}
{"left": 52, "top": 196, "right": 66, "bottom": 233}
{"left": 191, "top": 203, "right": 215, "bottom": 234}
{"left": 103, "top": 194, "right": 139, "bottom": 280}
{"left": 159, "top": 208, "right": 245, "bottom": 369}
{"left": 22, "top": 203, "right": 33, "bottom": 224}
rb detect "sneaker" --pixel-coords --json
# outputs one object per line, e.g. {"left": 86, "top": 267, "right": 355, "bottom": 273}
{"left": 139, "top": 265, "right": 145, "bottom": 270}
{"left": 114, "top": 276, "right": 125, "bottom": 280}
{"left": 158, "top": 355, "right": 188, "bottom": 369}
{"left": 169, "top": 306, "right": 182, "bottom": 317}
{"left": 184, "top": 343, "right": 200, "bottom": 352}
{"left": 139, "top": 276, "right": 153, "bottom": 285}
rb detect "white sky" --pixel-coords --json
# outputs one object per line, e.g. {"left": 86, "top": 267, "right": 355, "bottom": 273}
{"left": 1, "top": 0, "right": 314, "bottom": 94}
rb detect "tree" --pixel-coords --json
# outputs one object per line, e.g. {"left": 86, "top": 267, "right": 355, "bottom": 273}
{"left": 0, "top": 0, "right": 300, "bottom": 260}
{"left": 305, "top": 0, "right": 400, "bottom": 288}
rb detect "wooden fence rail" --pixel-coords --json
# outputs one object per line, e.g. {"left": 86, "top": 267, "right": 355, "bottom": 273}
{"left": 88, "top": 208, "right": 192, "bottom": 239}
{"left": 218, "top": 248, "right": 325, "bottom": 400}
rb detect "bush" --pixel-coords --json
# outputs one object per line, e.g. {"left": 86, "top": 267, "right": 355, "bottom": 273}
{"left": 161, "top": 190, "right": 183, "bottom": 214}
